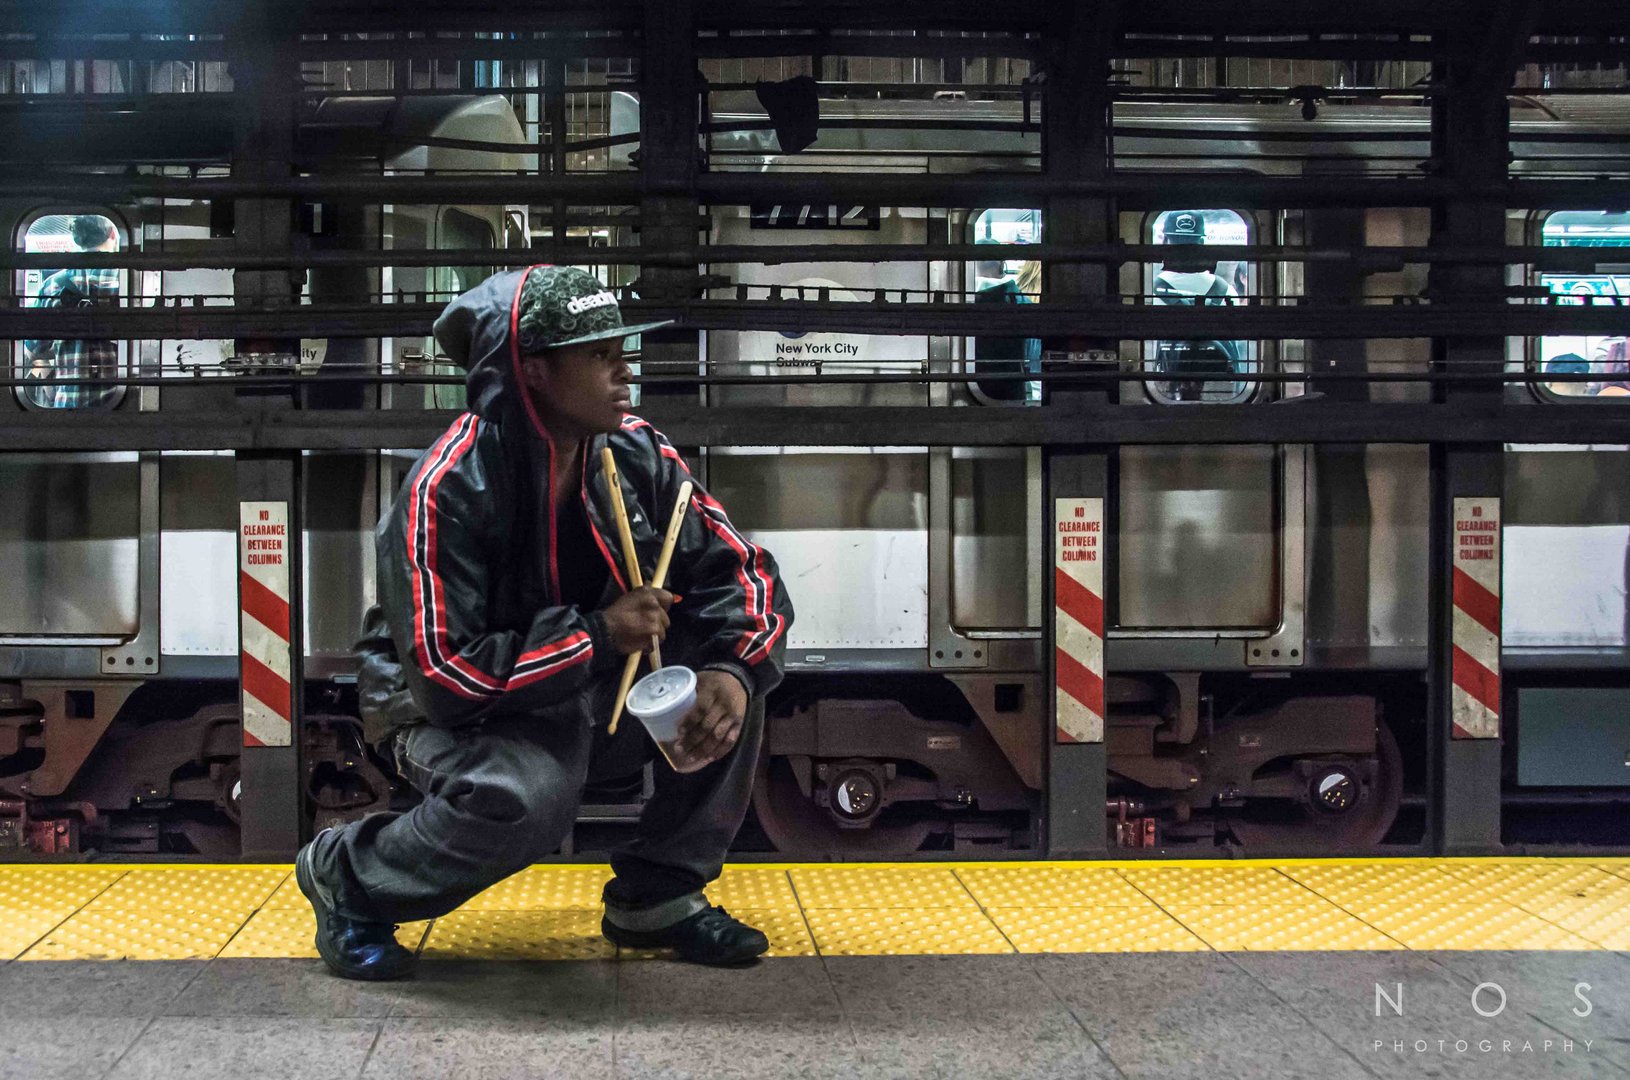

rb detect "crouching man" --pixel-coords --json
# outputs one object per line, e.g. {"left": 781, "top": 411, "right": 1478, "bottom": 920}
{"left": 296, "top": 266, "right": 793, "bottom": 978}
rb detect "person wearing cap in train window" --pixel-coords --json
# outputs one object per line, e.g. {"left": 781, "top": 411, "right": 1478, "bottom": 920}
{"left": 295, "top": 266, "right": 794, "bottom": 980}
{"left": 1544, "top": 350, "right": 1591, "bottom": 397}
{"left": 1151, "top": 211, "right": 1244, "bottom": 401}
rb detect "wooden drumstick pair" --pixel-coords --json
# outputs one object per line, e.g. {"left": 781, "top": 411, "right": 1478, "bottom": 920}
{"left": 601, "top": 446, "right": 692, "bottom": 734}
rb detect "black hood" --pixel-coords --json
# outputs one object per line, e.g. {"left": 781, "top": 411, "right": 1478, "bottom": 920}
{"left": 431, "top": 266, "right": 551, "bottom": 440}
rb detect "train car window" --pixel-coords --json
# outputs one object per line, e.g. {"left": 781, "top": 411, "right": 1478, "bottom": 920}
{"left": 12, "top": 212, "right": 127, "bottom": 410}
{"left": 968, "top": 208, "right": 1041, "bottom": 405}
{"left": 1535, "top": 211, "right": 1630, "bottom": 400}
{"left": 1143, "top": 209, "right": 1256, "bottom": 404}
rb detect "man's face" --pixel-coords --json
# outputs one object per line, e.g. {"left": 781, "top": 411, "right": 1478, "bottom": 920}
{"left": 519, "top": 336, "right": 632, "bottom": 436}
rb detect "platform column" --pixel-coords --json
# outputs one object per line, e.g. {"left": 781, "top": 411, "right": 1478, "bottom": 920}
{"left": 1426, "top": 21, "right": 1524, "bottom": 854}
{"left": 635, "top": 0, "right": 701, "bottom": 417}
{"left": 230, "top": 7, "right": 305, "bottom": 859}
{"left": 235, "top": 454, "right": 305, "bottom": 858}
{"left": 1040, "top": 0, "right": 1117, "bottom": 856}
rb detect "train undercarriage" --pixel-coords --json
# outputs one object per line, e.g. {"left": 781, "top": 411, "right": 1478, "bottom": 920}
{"left": 0, "top": 671, "right": 1422, "bottom": 858}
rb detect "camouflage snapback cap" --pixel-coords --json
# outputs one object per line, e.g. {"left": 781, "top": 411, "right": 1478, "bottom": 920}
{"left": 515, "top": 265, "right": 672, "bottom": 353}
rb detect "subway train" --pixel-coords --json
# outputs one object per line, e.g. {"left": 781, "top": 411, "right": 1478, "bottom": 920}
{"left": 1, "top": 84, "right": 1627, "bottom": 857}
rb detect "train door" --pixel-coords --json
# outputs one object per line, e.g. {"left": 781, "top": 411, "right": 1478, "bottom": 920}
{"left": 1118, "top": 208, "right": 1303, "bottom": 660}
{"left": 2, "top": 210, "right": 150, "bottom": 653}
{"left": 1509, "top": 209, "right": 1630, "bottom": 652}
{"left": 1502, "top": 210, "right": 1630, "bottom": 830}
{"left": 943, "top": 208, "right": 1042, "bottom": 661}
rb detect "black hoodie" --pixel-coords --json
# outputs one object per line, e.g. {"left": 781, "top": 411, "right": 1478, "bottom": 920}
{"left": 357, "top": 267, "right": 793, "bottom": 741}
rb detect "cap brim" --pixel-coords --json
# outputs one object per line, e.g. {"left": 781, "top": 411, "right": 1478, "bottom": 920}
{"left": 549, "top": 319, "right": 675, "bottom": 349}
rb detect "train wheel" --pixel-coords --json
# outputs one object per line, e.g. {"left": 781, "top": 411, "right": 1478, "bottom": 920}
{"left": 751, "top": 750, "right": 933, "bottom": 855}
{"left": 1228, "top": 721, "right": 1403, "bottom": 852}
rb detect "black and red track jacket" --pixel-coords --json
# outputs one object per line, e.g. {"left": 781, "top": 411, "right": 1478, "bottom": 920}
{"left": 357, "top": 267, "right": 792, "bottom": 740}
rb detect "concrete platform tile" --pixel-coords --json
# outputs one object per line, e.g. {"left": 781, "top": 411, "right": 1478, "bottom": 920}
{"left": 848, "top": 1007, "right": 1119, "bottom": 1080}
{"left": 389, "top": 959, "right": 617, "bottom": 1017}
{"left": 164, "top": 958, "right": 414, "bottom": 1018}
{"left": 1038, "top": 953, "right": 1375, "bottom": 1080}
{"left": 1232, "top": 950, "right": 1626, "bottom": 1079}
{"left": 615, "top": 1013, "right": 862, "bottom": 1080}
{"left": 105, "top": 1016, "right": 382, "bottom": 1080}
{"left": 824, "top": 954, "right": 1061, "bottom": 1018}
{"left": 364, "top": 1016, "right": 614, "bottom": 1080}
{"left": 616, "top": 955, "right": 840, "bottom": 1019}
{"left": 0, "top": 1015, "right": 149, "bottom": 1080}
{"left": 1420, "top": 950, "right": 1630, "bottom": 1072}
{"left": 0, "top": 958, "right": 207, "bottom": 1016}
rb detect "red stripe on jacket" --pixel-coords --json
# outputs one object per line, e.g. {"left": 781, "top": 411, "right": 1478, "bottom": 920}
{"left": 407, "top": 415, "right": 500, "bottom": 699}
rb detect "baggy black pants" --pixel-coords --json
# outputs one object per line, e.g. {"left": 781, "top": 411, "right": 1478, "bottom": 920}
{"left": 309, "top": 675, "right": 764, "bottom": 931}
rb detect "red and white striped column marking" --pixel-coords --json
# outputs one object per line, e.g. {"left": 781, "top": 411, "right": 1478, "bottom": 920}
{"left": 1055, "top": 497, "right": 1105, "bottom": 743}
{"left": 1451, "top": 497, "right": 1501, "bottom": 739}
{"left": 239, "top": 502, "right": 293, "bottom": 748}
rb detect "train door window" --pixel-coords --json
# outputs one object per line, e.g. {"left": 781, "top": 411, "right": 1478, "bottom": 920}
{"left": 1534, "top": 211, "right": 1630, "bottom": 400}
{"left": 13, "top": 212, "right": 127, "bottom": 410}
{"left": 1142, "top": 209, "right": 1257, "bottom": 404}
{"left": 968, "top": 208, "right": 1041, "bottom": 405}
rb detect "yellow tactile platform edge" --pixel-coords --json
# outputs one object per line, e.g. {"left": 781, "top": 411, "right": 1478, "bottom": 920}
{"left": 0, "top": 859, "right": 1624, "bottom": 960}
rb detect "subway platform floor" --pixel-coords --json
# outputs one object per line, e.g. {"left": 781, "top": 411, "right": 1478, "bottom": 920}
{"left": 0, "top": 857, "right": 1624, "bottom": 1078}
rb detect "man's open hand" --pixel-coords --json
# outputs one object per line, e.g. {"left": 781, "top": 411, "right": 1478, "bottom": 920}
{"left": 669, "top": 670, "right": 749, "bottom": 773}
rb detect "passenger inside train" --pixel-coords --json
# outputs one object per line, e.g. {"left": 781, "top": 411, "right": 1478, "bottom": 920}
{"left": 1149, "top": 209, "right": 1246, "bottom": 402}
{"left": 971, "top": 256, "right": 1041, "bottom": 402}
{"left": 297, "top": 265, "right": 794, "bottom": 980}
{"left": 18, "top": 213, "right": 122, "bottom": 410}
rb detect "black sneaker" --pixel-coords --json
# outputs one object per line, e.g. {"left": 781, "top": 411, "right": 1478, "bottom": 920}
{"left": 294, "top": 837, "right": 417, "bottom": 981}
{"left": 602, "top": 905, "right": 770, "bottom": 966}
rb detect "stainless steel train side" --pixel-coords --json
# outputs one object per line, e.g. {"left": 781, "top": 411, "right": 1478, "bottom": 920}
{"left": 1, "top": 91, "right": 1626, "bottom": 856}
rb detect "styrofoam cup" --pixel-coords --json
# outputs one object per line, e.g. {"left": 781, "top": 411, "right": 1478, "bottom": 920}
{"left": 626, "top": 665, "right": 697, "bottom": 770}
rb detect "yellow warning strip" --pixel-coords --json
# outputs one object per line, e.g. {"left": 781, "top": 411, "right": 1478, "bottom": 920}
{"left": 0, "top": 859, "right": 1623, "bottom": 960}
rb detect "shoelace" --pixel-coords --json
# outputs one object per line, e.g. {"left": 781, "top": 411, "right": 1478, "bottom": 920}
{"left": 341, "top": 921, "right": 404, "bottom": 949}
{"left": 691, "top": 906, "right": 745, "bottom": 933}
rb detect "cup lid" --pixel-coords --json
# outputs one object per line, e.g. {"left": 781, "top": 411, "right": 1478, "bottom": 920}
{"left": 626, "top": 665, "right": 696, "bottom": 716}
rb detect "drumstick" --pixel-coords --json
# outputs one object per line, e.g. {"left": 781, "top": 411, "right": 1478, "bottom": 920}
{"left": 600, "top": 446, "right": 645, "bottom": 593}
{"left": 609, "top": 479, "right": 693, "bottom": 734}
{"left": 603, "top": 446, "right": 674, "bottom": 671}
